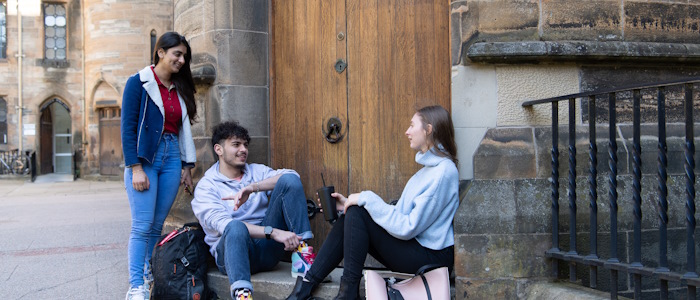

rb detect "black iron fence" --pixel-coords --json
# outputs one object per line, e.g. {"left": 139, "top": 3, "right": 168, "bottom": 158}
{"left": 0, "top": 149, "right": 35, "bottom": 181}
{"left": 523, "top": 77, "right": 700, "bottom": 299}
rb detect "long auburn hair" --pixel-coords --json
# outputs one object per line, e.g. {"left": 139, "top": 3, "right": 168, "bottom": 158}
{"left": 417, "top": 105, "right": 458, "bottom": 165}
{"left": 153, "top": 32, "right": 197, "bottom": 123}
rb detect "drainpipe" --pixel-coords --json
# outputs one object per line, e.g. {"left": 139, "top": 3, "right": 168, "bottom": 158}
{"left": 16, "top": 1, "right": 23, "bottom": 155}
{"left": 81, "top": 0, "right": 86, "bottom": 160}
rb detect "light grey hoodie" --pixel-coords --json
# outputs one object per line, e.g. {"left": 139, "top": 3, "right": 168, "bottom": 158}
{"left": 191, "top": 161, "right": 298, "bottom": 257}
{"left": 357, "top": 147, "right": 459, "bottom": 250}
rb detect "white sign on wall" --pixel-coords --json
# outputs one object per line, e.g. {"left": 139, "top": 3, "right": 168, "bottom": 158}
{"left": 23, "top": 124, "right": 35, "bottom": 136}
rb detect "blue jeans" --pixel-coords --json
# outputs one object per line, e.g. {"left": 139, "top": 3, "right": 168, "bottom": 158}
{"left": 215, "top": 174, "right": 313, "bottom": 294}
{"left": 125, "top": 133, "right": 182, "bottom": 287}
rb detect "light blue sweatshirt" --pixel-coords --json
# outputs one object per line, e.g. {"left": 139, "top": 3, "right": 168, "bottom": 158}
{"left": 191, "top": 161, "right": 299, "bottom": 257}
{"left": 357, "top": 147, "right": 459, "bottom": 250}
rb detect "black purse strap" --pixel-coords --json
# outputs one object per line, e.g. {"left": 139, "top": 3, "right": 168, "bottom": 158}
{"left": 416, "top": 264, "right": 445, "bottom": 300}
{"left": 419, "top": 274, "right": 432, "bottom": 300}
{"left": 415, "top": 264, "right": 444, "bottom": 276}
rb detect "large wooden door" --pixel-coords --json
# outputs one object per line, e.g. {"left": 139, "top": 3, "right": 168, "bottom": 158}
{"left": 99, "top": 107, "right": 123, "bottom": 176}
{"left": 271, "top": 0, "right": 450, "bottom": 244}
{"left": 40, "top": 107, "right": 53, "bottom": 174}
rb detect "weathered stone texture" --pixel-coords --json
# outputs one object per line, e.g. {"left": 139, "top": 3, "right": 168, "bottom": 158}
{"left": 212, "top": 85, "right": 269, "bottom": 137}
{"left": 230, "top": 0, "right": 268, "bottom": 32}
{"left": 580, "top": 66, "right": 700, "bottom": 124}
{"left": 625, "top": 2, "right": 700, "bottom": 43}
{"left": 478, "top": 0, "right": 539, "bottom": 33}
{"left": 174, "top": 1, "right": 204, "bottom": 38}
{"left": 454, "top": 277, "right": 518, "bottom": 300}
{"left": 454, "top": 179, "right": 520, "bottom": 234}
{"left": 541, "top": 0, "right": 622, "bottom": 41}
{"left": 454, "top": 233, "right": 550, "bottom": 279}
{"left": 473, "top": 127, "right": 536, "bottom": 179}
{"left": 453, "top": 0, "right": 700, "bottom": 65}
{"left": 523, "top": 281, "right": 617, "bottom": 299}
{"left": 220, "top": 30, "right": 269, "bottom": 87}
{"left": 457, "top": 173, "right": 698, "bottom": 298}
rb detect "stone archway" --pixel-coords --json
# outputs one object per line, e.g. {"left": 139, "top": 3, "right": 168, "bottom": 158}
{"left": 39, "top": 98, "right": 72, "bottom": 174}
{"left": 92, "top": 80, "right": 123, "bottom": 176}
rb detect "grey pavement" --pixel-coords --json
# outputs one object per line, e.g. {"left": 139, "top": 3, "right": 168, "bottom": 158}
{"left": 0, "top": 177, "right": 130, "bottom": 299}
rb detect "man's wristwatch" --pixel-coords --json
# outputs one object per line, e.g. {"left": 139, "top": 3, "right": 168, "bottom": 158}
{"left": 264, "top": 226, "right": 273, "bottom": 240}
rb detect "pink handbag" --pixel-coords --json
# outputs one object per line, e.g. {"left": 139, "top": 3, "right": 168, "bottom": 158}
{"left": 364, "top": 265, "right": 450, "bottom": 300}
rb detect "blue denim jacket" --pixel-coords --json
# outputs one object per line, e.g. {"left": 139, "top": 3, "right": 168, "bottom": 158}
{"left": 121, "top": 66, "right": 196, "bottom": 168}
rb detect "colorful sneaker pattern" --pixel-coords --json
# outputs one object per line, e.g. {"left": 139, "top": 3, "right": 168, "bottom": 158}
{"left": 291, "top": 241, "right": 316, "bottom": 278}
{"left": 234, "top": 288, "right": 253, "bottom": 300}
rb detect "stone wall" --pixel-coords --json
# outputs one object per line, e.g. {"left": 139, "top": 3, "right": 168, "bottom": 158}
{"left": 166, "top": 0, "right": 271, "bottom": 227}
{"left": 82, "top": 0, "right": 173, "bottom": 176}
{"left": 450, "top": 0, "right": 700, "bottom": 65}
{"left": 457, "top": 122, "right": 700, "bottom": 299}
{"left": 449, "top": 0, "right": 700, "bottom": 180}
{"left": 0, "top": 0, "right": 83, "bottom": 172}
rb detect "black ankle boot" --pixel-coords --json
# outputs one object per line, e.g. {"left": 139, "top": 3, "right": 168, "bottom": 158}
{"left": 286, "top": 276, "right": 317, "bottom": 300}
{"left": 333, "top": 276, "right": 361, "bottom": 300}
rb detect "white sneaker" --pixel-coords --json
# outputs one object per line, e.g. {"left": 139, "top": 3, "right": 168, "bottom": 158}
{"left": 125, "top": 284, "right": 149, "bottom": 300}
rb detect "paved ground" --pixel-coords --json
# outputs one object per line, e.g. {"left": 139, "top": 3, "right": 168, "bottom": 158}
{"left": 0, "top": 177, "right": 130, "bottom": 299}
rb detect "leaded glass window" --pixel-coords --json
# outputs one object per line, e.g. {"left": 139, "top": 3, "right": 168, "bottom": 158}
{"left": 44, "top": 3, "right": 67, "bottom": 60}
{"left": 0, "top": 2, "right": 6, "bottom": 59}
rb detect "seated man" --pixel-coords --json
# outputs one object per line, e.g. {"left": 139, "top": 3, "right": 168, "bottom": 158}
{"left": 192, "top": 121, "right": 315, "bottom": 300}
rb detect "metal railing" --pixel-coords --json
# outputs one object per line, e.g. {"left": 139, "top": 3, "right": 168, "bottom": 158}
{"left": 523, "top": 77, "right": 700, "bottom": 299}
{"left": 0, "top": 149, "right": 35, "bottom": 181}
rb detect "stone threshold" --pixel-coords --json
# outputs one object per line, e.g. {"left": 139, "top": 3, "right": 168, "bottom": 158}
{"left": 208, "top": 262, "right": 457, "bottom": 300}
{"left": 208, "top": 262, "right": 356, "bottom": 300}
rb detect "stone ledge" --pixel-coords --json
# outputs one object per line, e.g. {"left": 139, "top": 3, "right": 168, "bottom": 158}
{"left": 208, "top": 262, "right": 456, "bottom": 299}
{"left": 524, "top": 281, "right": 631, "bottom": 300}
{"left": 466, "top": 41, "right": 700, "bottom": 64}
{"left": 208, "top": 262, "right": 355, "bottom": 300}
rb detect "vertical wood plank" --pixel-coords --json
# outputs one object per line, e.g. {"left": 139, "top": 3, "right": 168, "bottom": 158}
{"left": 271, "top": 0, "right": 349, "bottom": 247}
{"left": 347, "top": 0, "right": 450, "bottom": 201}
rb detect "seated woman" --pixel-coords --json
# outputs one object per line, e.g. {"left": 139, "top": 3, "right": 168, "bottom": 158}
{"left": 287, "top": 105, "right": 459, "bottom": 300}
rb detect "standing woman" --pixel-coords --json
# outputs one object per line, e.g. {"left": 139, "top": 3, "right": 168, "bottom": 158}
{"left": 121, "top": 32, "right": 197, "bottom": 300}
{"left": 287, "top": 105, "right": 459, "bottom": 300}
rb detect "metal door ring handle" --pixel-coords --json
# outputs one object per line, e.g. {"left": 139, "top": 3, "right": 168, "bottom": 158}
{"left": 322, "top": 117, "right": 345, "bottom": 144}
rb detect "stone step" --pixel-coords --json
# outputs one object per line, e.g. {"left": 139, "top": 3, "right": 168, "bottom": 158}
{"left": 208, "top": 262, "right": 361, "bottom": 300}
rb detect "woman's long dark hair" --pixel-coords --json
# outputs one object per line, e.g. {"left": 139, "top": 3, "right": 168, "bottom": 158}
{"left": 417, "top": 105, "right": 458, "bottom": 165}
{"left": 153, "top": 32, "right": 197, "bottom": 123}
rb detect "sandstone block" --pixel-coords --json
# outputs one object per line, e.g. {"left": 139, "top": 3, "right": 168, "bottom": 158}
{"left": 625, "top": 2, "right": 700, "bottom": 44}
{"left": 473, "top": 127, "right": 536, "bottom": 179}
{"left": 454, "top": 233, "right": 551, "bottom": 279}
{"left": 541, "top": 0, "right": 622, "bottom": 41}
{"left": 214, "top": 85, "right": 269, "bottom": 137}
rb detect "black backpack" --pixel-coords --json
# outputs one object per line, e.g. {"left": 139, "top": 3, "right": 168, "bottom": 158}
{"left": 151, "top": 222, "right": 216, "bottom": 300}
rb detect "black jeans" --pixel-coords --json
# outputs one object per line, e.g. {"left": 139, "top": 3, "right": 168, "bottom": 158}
{"left": 305, "top": 206, "right": 454, "bottom": 284}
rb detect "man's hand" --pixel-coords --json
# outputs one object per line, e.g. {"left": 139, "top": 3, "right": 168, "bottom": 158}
{"left": 222, "top": 185, "right": 255, "bottom": 211}
{"left": 181, "top": 167, "right": 193, "bottom": 195}
{"left": 271, "top": 229, "right": 303, "bottom": 251}
{"left": 131, "top": 165, "right": 150, "bottom": 192}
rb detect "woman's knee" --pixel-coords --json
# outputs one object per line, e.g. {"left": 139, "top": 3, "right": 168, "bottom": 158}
{"left": 130, "top": 218, "right": 154, "bottom": 236}
{"left": 345, "top": 205, "right": 370, "bottom": 220}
